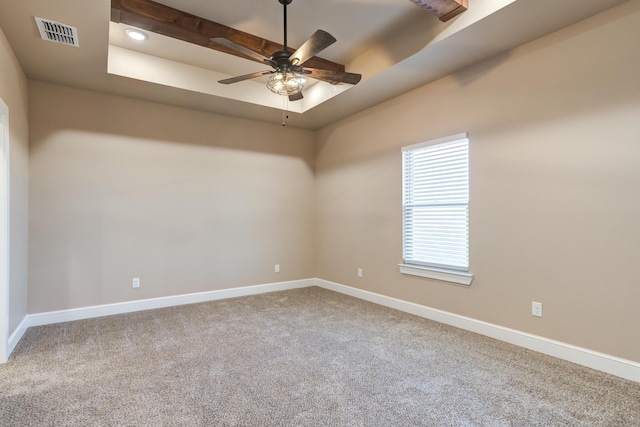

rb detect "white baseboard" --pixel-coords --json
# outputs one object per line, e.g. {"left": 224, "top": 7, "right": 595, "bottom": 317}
{"left": 7, "top": 277, "right": 640, "bottom": 384}
{"left": 26, "top": 278, "right": 314, "bottom": 328}
{"left": 2, "top": 279, "right": 313, "bottom": 357}
{"left": 7, "top": 315, "right": 29, "bottom": 358}
{"left": 315, "top": 278, "right": 640, "bottom": 383}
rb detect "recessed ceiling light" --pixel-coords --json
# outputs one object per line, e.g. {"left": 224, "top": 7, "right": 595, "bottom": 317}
{"left": 125, "top": 28, "right": 148, "bottom": 41}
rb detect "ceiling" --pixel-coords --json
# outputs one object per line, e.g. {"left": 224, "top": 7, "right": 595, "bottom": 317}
{"left": 0, "top": 0, "right": 629, "bottom": 129}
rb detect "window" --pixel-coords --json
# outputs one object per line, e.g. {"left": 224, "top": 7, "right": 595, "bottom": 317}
{"left": 399, "top": 133, "right": 472, "bottom": 285}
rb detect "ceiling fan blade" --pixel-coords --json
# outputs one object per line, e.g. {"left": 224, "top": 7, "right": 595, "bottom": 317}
{"left": 289, "top": 92, "right": 304, "bottom": 102}
{"left": 289, "top": 30, "right": 337, "bottom": 67}
{"left": 303, "top": 68, "right": 362, "bottom": 85}
{"left": 211, "top": 37, "right": 273, "bottom": 64}
{"left": 218, "top": 70, "right": 273, "bottom": 85}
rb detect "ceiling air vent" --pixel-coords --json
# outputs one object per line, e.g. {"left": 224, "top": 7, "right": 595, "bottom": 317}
{"left": 34, "top": 17, "right": 79, "bottom": 47}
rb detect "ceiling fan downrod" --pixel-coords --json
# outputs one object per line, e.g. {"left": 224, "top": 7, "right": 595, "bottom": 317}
{"left": 279, "top": 0, "right": 293, "bottom": 53}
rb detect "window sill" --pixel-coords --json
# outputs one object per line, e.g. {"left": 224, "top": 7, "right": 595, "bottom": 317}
{"left": 398, "top": 264, "right": 473, "bottom": 286}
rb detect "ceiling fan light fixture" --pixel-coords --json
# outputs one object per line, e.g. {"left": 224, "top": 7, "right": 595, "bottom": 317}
{"left": 267, "top": 71, "right": 305, "bottom": 96}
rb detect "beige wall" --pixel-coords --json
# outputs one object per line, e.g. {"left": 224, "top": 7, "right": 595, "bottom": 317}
{"left": 28, "top": 81, "right": 316, "bottom": 313}
{"left": 316, "top": 2, "right": 640, "bottom": 362}
{"left": 0, "top": 26, "right": 29, "bottom": 334}
{"left": 15, "top": 1, "right": 640, "bottom": 364}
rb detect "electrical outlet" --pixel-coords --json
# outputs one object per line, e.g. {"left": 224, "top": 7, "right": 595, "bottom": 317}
{"left": 357, "top": 268, "right": 363, "bottom": 278}
{"left": 532, "top": 301, "right": 542, "bottom": 317}
{"left": 275, "top": 264, "right": 280, "bottom": 273}
{"left": 133, "top": 278, "right": 140, "bottom": 289}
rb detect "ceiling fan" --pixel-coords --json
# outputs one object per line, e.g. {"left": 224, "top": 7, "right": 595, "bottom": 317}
{"left": 211, "top": 0, "right": 362, "bottom": 102}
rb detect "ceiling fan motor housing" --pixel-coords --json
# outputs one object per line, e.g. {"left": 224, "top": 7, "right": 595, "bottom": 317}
{"left": 270, "top": 50, "right": 294, "bottom": 72}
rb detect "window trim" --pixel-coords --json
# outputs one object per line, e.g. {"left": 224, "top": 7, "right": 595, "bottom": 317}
{"left": 400, "top": 132, "right": 473, "bottom": 285}
{"left": 398, "top": 263, "right": 473, "bottom": 286}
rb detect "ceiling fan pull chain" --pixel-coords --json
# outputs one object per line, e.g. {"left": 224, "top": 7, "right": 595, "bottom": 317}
{"left": 282, "top": 96, "right": 289, "bottom": 126}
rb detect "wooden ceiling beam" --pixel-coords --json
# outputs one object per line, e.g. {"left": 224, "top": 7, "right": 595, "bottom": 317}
{"left": 409, "top": 0, "right": 468, "bottom": 22}
{"left": 110, "top": 0, "right": 345, "bottom": 73}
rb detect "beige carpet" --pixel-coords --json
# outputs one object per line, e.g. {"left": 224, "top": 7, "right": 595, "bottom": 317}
{"left": 1, "top": 286, "right": 638, "bottom": 426}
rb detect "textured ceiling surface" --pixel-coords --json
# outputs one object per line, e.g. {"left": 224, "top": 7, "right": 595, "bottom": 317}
{"left": 0, "top": 0, "right": 629, "bottom": 129}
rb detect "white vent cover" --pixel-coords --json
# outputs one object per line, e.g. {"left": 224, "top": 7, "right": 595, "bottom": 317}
{"left": 34, "top": 17, "right": 79, "bottom": 47}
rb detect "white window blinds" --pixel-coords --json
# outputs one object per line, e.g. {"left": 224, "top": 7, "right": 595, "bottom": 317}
{"left": 402, "top": 133, "right": 469, "bottom": 272}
